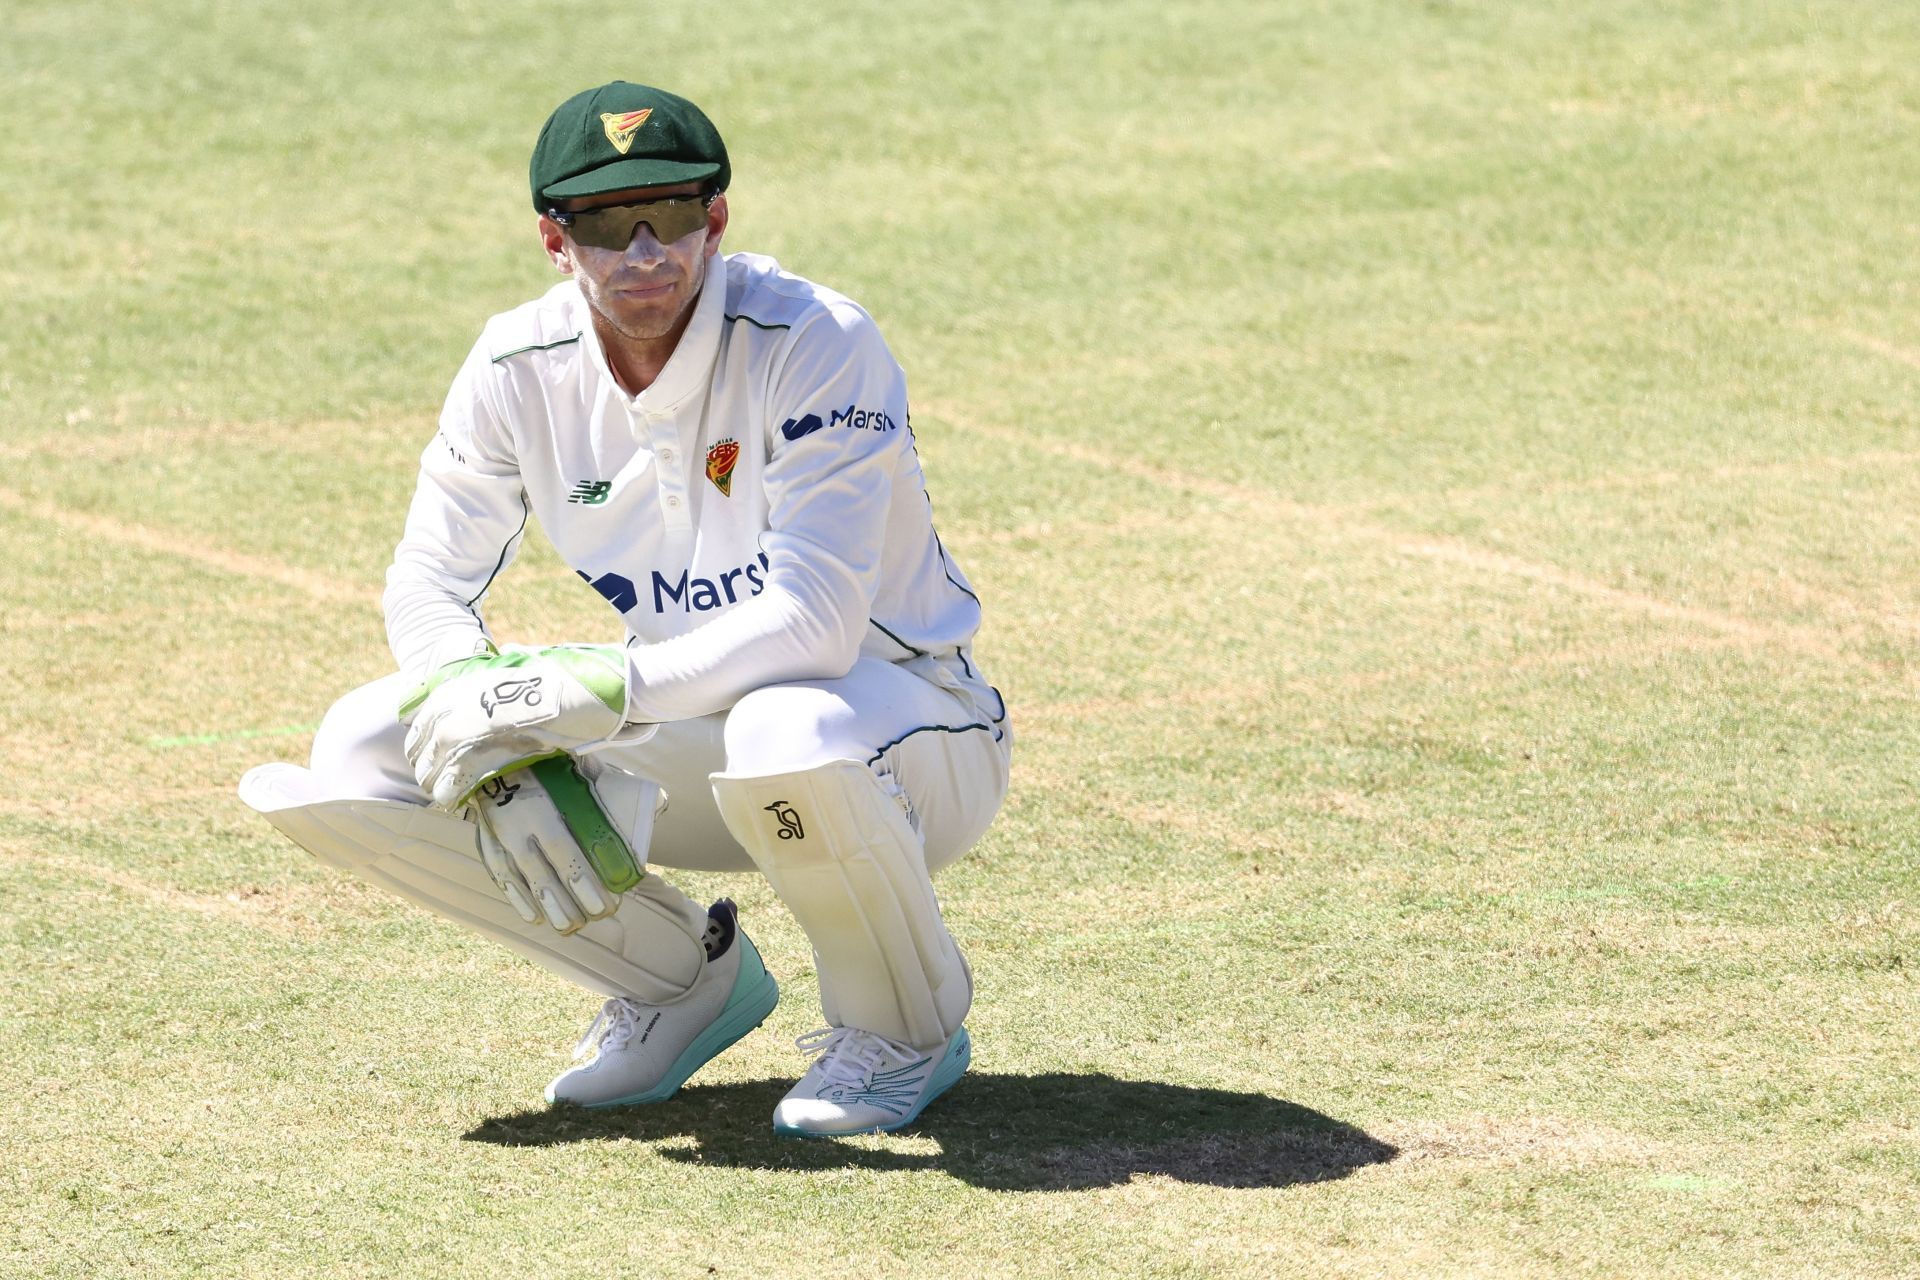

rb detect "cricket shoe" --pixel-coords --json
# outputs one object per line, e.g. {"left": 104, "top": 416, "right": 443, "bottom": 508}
{"left": 771, "top": 1024, "right": 971, "bottom": 1137}
{"left": 545, "top": 899, "right": 777, "bottom": 1107}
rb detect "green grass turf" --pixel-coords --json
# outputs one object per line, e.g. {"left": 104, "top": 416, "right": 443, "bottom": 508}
{"left": 4, "top": 0, "right": 1918, "bottom": 1275}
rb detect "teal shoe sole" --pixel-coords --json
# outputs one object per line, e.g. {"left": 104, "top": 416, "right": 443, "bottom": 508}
{"left": 773, "top": 1026, "right": 972, "bottom": 1138}
{"left": 581, "top": 942, "right": 779, "bottom": 1109}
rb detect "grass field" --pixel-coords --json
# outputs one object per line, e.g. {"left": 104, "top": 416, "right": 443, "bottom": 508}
{"left": 4, "top": 0, "right": 1918, "bottom": 1275}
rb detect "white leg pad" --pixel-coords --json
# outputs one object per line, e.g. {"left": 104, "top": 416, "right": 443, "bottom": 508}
{"left": 239, "top": 762, "right": 706, "bottom": 1002}
{"left": 710, "top": 758, "right": 969, "bottom": 1048}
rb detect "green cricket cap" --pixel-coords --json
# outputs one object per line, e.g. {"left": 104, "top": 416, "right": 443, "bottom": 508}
{"left": 529, "top": 82, "right": 730, "bottom": 212}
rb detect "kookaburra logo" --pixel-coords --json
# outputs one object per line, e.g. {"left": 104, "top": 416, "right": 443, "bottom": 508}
{"left": 480, "top": 677, "right": 543, "bottom": 716}
{"left": 764, "top": 801, "right": 805, "bottom": 840}
{"left": 478, "top": 776, "right": 520, "bottom": 808}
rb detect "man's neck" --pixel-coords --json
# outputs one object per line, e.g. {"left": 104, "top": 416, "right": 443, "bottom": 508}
{"left": 595, "top": 309, "right": 691, "bottom": 398}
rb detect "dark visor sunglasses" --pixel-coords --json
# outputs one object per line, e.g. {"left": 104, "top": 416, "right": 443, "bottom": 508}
{"left": 546, "top": 193, "right": 716, "bottom": 251}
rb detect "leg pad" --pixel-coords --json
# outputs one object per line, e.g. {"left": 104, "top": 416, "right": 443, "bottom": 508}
{"left": 711, "top": 759, "right": 969, "bottom": 1048}
{"left": 239, "top": 763, "right": 705, "bottom": 1001}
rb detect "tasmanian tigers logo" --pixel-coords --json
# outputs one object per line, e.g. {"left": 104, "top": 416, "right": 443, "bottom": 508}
{"left": 705, "top": 438, "right": 739, "bottom": 497}
{"left": 600, "top": 109, "right": 653, "bottom": 154}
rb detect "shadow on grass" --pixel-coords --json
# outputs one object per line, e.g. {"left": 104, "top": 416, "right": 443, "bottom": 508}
{"left": 463, "top": 1073, "right": 1396, "bottom": 1190}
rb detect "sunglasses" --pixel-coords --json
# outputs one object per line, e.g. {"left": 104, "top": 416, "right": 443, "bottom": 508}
{"left": 546, "top": 193, "right": 716, "bottom": 251}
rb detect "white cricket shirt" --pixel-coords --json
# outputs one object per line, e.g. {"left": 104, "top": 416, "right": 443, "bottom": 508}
{"left": 383, "top": 252, "right": 996, "bottom": 726}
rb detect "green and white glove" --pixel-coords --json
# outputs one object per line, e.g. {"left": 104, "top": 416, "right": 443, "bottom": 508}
{"left": 400, "top": 645, "right": 632, "bottom": 810}
{"left": 469, "top": 757, "right": 645, "bottom": 935}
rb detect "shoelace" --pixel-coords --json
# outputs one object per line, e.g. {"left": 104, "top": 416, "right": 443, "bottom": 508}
{"left": 794, "top": 1026, "right": 921, "bottom": 1089}
{"left": 574, "top": 997, "right": 643, "bottom": 1060}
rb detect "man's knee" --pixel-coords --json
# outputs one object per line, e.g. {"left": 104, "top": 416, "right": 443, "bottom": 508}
{"left": 722, "top": 682, "right": 864, "bottom": 778}
{"left": 310, "top": 673, "right": 420, "bottom": 802}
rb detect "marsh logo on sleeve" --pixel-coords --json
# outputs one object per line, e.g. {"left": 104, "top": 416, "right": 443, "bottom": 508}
{"left": 705, "top": 438, "right": 739, "bottom": 497}
{"left": 780, "top": 404, "right": 898, "bottom": 442}
{"left": 600, "top": 109, "right": 652, "bottom": 154}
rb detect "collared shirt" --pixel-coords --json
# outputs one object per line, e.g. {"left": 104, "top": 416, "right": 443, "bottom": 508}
{"left": 383, "top": 252, "right": 993, "bottom": 726}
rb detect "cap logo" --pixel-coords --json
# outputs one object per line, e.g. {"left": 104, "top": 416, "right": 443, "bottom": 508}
{"left": 600, "top": 109, "right": 653, "bottom": 154}
{"left": 705, "top": 438, "right": 740, "bottom": 497}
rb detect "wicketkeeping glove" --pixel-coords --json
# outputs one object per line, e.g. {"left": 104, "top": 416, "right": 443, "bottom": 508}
{"left": 400, "top": 645, "right": 632, "bottom": 810}
{"left": 468, "top": 757, "right": 645, "bottom": 934}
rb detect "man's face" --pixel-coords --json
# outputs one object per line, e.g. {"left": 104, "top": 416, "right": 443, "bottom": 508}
{"left": 539, "top": 181, "right": 728, "bottom": 344}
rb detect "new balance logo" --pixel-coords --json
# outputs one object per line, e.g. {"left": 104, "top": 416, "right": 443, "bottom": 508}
{"left": 568, "top": 480, "right": 612, "bottom": 505}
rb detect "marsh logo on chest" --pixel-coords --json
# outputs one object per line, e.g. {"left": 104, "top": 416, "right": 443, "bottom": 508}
{"left": 652, "top": 551, "right": 771, "bottom": 613}
{"left": 578, "top": 552, "right": 772, "bottom": 617}
{"left": 705, "top": 439, "right": 739, "bottom": 497}
{"left": 577, "top": 569, "right": 638, "bottom": 612}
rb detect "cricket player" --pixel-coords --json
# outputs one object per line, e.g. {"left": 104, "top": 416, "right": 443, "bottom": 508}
{"left": 238, "top": 81, "right": 1010, "bottom": 1137}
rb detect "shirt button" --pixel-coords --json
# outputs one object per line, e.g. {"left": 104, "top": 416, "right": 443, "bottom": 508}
{"left": 665, "top": 495, "right": 681, "bottom": 509}
{"left": 659, "top": 448, "right": 676, "bottom": 463}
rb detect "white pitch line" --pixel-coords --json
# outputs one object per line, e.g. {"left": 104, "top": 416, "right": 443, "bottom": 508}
{"left": 922, "top": 401, "right": 1870, "bottom": 662}
{"left": 1829, "top": 327, "right": 1920, "bottom": 373}
{"left": 0, "top": 488, "right": 376, "bottom": 609}
{"left": 1028, "top": 632, "right": 1751, "bottom": 724}
{"left": 1384, "top": 446, "right": 1920, "bottom": 519}
{"left": 0, "top": 415, "right": 432, "bottom": 465}
{"left": 1, "top": 839, "right": 317, "bottom": 938}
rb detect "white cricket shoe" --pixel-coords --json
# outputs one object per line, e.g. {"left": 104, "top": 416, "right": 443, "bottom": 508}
{"left": 545, "top": 900, "right": 778, "bottom": 1107}
{"left": 771, "top": 1024, "right": 971, "bottom": 1137}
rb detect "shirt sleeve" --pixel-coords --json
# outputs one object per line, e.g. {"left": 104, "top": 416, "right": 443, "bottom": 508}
{"left": 622, "top": 302, "right": 909, "bottom": 723}
{"left": 382, "top": 339, "right": 530, "bottom": 685}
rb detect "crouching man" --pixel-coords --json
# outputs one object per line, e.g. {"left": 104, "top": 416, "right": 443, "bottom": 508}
{"left": 238, "top": 81, "right": 1009, "bottom": 1137}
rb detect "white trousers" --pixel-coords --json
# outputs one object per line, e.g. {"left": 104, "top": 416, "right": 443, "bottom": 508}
{"left": 310, "top": 654, "right": 1011, "bottom": 876}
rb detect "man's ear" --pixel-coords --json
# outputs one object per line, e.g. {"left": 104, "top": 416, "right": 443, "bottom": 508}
{"left": 538, "top": 215, "right": 573, "bottom": 274}
{"left": 703, "top": 194, "right": 729, "bottom": 257}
